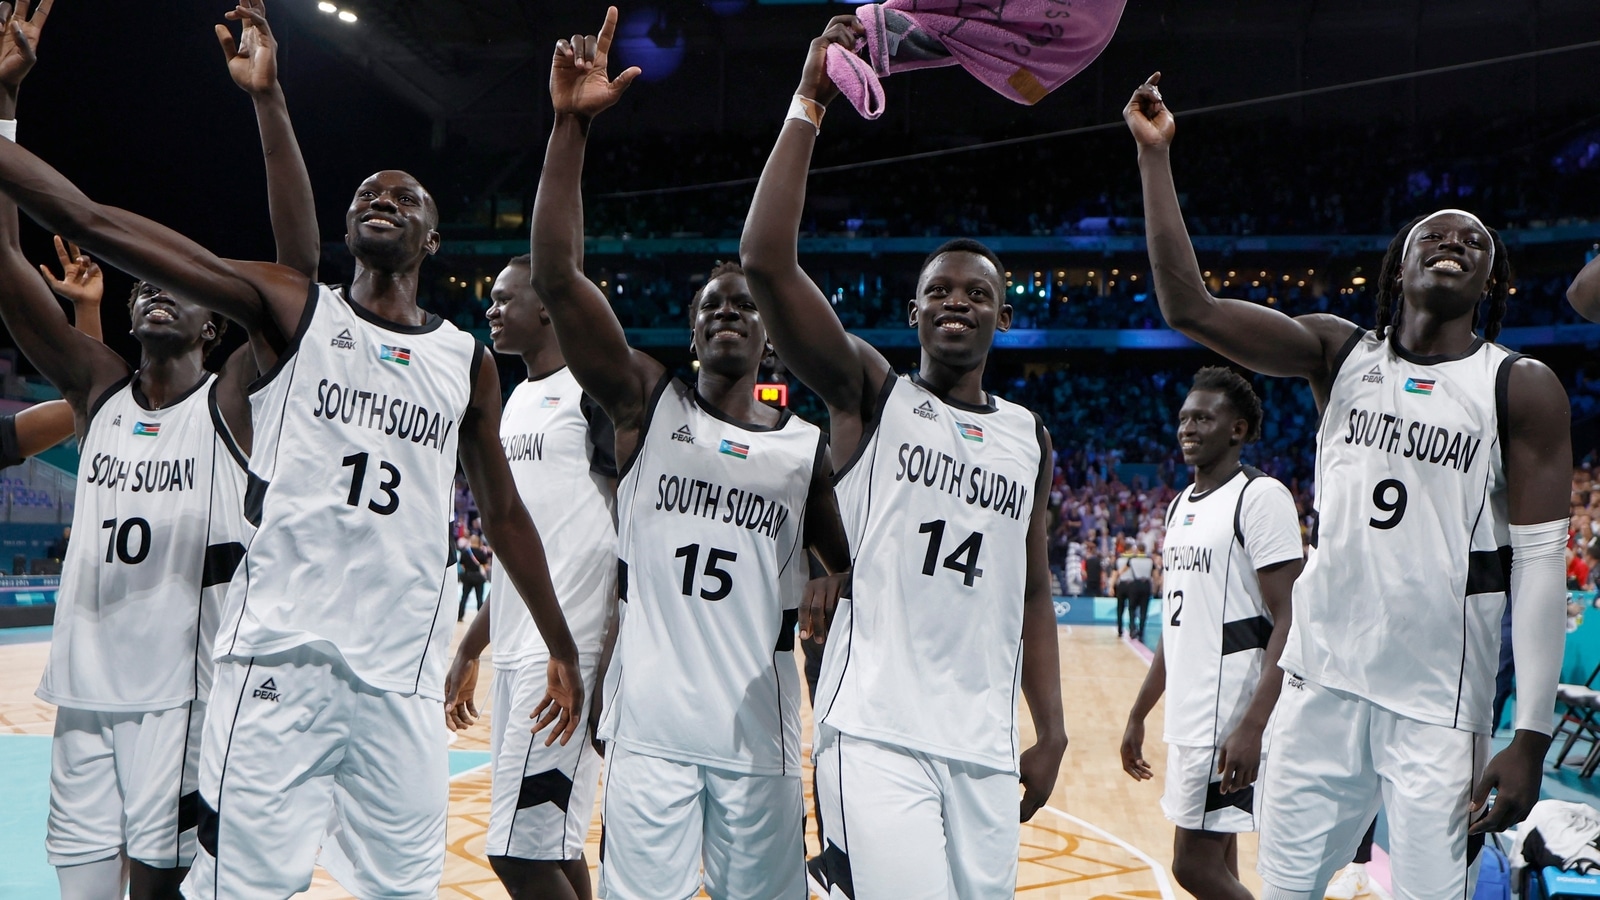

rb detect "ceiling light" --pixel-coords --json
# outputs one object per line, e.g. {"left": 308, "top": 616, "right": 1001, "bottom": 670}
{"left": 338, "top": 9, "right": 358, "bottom": 23}
{"left": 317, "top": 1, "right": 336, "bottom": 12}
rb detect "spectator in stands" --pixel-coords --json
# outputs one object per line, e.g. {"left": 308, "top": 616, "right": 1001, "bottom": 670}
{"left": 46, "top": 525, "right": 67, "bottom": 562}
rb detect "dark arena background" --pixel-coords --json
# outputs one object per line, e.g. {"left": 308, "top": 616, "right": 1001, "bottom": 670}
{"left": 0, "top": 1, "right": 1598, "bottom": 897}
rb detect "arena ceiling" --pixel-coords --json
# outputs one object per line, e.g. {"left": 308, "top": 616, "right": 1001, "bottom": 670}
{"left": 280, "top": 0, "right": 1597, "bottom": 151}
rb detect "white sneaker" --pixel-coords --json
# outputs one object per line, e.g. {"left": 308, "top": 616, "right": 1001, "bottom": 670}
{"left": 1325, "top": 864, "right": 1374, "bottom": 900}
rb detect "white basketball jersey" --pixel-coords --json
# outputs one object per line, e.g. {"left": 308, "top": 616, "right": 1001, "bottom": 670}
{"left": 816, "top": 374, "right": 1045, "bottom": 773}
{"left": 217, "top": 285, "right": 480, "bottom": 699}
{"left": 1159, "top": 467, "right": 1302, "bottom": 748}
{"left": 490, "top": 367, "right": 616, "bottom": 666}
{"left": 598, "top": 377, "right": 820, "bottom": 776}
{"left": 38, "top": 374, "right": 250, "bottom": 712}
{"left": 1281, "top": 329, "right": 1519, "bottom": 733}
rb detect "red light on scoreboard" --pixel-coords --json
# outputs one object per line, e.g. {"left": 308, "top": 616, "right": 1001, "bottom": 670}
{"left": 755, "top": 383, "right": 788, "bottom": 407}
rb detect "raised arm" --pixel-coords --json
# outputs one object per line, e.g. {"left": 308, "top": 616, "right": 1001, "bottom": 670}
{"left": 1126, "top": 74, "right": 1352, "bottom": 393}
{"left": 527, "top": 9, "right": 659, "bottom": 436}
{"left": 39, "top": 236, "right": 103, "bottom": 341}
{"left": 457, "top": 352, "right": 582, "bottom": 746}
{"left": 0, "top": 0, "right": 124, "bottom": 404}
{"left": 740, "top": 18, "right": 890, "bottom": 432}
{"left": 218, "top": 0, "right": 318, "bottom": 278}
{"left": 1569, "top": 249, "right": 1600, "bottom": 323}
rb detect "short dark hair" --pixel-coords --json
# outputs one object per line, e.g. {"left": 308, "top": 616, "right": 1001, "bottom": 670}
{"left": 688, "top": 260, "right": 746, "bottom": 314}
{"left": 919, "top": 238, "right": 1006, "bottom": 291}
{"left": 506, "top": 253, "right": 531, "bottom": 267}
{"left": 1189, "top": 366, "right": 1263, "bottom": 443}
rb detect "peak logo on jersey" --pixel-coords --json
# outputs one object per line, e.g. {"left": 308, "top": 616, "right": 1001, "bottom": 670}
{"left": 132, "top": 422, "right": 161, "bottom": 437}
{"left": 540, "top": 396, "right": 561, "bottom": 408}
{"left": 1404, "top": 378, "right": 1435, "bottom": 395}
{"left": 331, "top": 328, "right": 356, "bottom": 350}
{"left": 914, "top": 400, "right": 939, "bottom": 422}
{"left": 379, "top": 345, "right": 411, "bottom": 366}
{"left": 719, "top": 439, "right": 750, "bottom": 460}
{"left": 957, "top": 422, "right": 984, "bottom": 443}
{"left": 1183, "top": 513, "right": 1195, "bottom": 525}
{"left": 252, "top": 677, "right": 281, "bottom": 702}
{"left": 1363, "top": 366, "right": 1384, "bottom": 384}
{"left": 671, "top": 425, "right": 695, "bottom": 444}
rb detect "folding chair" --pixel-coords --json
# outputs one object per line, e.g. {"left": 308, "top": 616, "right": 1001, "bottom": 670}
{"left": 1552, "top": 660, "right": 1600, "bottom": 774}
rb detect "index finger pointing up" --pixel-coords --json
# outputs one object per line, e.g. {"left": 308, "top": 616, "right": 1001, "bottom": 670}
{"left": 596, "top": 5, "right": 619, "bottom": 57}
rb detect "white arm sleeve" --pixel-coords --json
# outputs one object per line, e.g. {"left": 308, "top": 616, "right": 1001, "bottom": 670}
{"left": 1510, "top": 518, "right": 1571, "bottom": 736}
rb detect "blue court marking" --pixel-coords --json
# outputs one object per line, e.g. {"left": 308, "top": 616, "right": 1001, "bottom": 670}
{"left": 0, "top": 625, "right": 52, "bottom": 645}
{"left": 0, "top": 734, "right": 494, "bottom": 899}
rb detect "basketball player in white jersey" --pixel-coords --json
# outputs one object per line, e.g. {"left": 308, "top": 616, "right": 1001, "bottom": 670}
{"left": 0, "top": 38, "right": 585, "bottom": 900}
{"left": 1568, "top": 252, "right": 1600, "bottom": 322}
{"left": 529, "top": 13, "right": 852, "bottom": 897}
{"left": 1121, "top": 367, "right": 1304, "bottom": 899}
{"left": 443, "top": 252, "right": 618, "bottom": 900}
{"left": 0, "top": 4, "right": 316, "bottom": 897}
{"left": 739, "top": 20, "right": 1067, "bottom": 898}
{"left": 1126, "top": 75, "right": 1571, "bottom": 898}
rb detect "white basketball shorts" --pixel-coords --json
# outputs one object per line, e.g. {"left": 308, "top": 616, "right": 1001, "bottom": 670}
{"left": 486, "top": 653, "right": 603, "bottom": 862}
{"left": 1160, "top": 742, "right": 1260, "bottom": 834}
{"left": 48, "top": 701, "right": 205, "bottom": 868}
{"left": 597, "top": 743, "right": 804, "bottom": 899}
{"left": 1256, "top": 672, "right": 1488, "bottom": 898}
{"left": 181, "top": 644, "right": 449, "bottom": 900}
{"left": 812, "top": 726, "right": 1019, "bottom": 900}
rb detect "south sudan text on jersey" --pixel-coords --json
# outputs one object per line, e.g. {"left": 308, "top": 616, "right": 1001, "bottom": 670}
{"left": 501, "top": 432, "right": 543, "bottom": 462}
{"left": 893, "top": 442, "right": 1031, "bottom": 520}
{"left": 654, "top": 472, "right": 792, "bottom": 542}
{"left": 1342, "top": 406, "right": 1483, "bottom": 474}
{"left": 310, "top": 378, "right": 456, "bottom": 455}
{"left": 84, "top": 453, "right": 198, "bottom": 493}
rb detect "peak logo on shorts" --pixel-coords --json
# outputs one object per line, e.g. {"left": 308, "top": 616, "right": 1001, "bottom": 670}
{"left": 913, "top": 400, "right": 939, "bottom": 422}
{"left": 331, "top": 328, "right": 356, "bottom": 350}
{"left": 252, "top": 677, "right": 281, "bottom": 702}
{"left": 379, "top": 345, "right": 411, "bottom": 366}
{"left": 1404, "top": 378, "right": 1436, "bottom": 396}
{"left": 1287, "top": 673, "right": 1306, "bottom": 691}
{"left": 132, "top": 422, "right": 161, "bottom": 437}
{"left": 671, "top": 425, "right": 695, "bottom": 445}
{"left": 1362, "top": 366, "right": 1384, "bottom": 384}
{"left": 957, "top": 422, "right": 984, "bottom": 443}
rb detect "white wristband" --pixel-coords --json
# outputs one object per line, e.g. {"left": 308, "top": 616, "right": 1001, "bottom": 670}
{"left": 0, "top": 119, "right": 16, "bottom": 143}
{"left": 786, "top": 94, "right": 823, "bottom": 133}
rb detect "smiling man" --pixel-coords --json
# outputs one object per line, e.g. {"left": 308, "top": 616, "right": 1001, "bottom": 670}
{"left": 738, "top": 17, "right": 1066, "bottom": 899}
{"left": 527, "top": 11, "right": 851, "bottom": 898}
{"left": 0, "top": 58, "right": 584, "bottom": 900}
{"left": 1126, "top": 75, "right": 1571, "bottom": 898}
{"left": 1120, "top": 367, "right": 1303, "bottom": 900}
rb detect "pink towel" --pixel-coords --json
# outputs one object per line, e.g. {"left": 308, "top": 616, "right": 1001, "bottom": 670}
{"left": 825, "top": 0, "right": 1127, "bottom": 120}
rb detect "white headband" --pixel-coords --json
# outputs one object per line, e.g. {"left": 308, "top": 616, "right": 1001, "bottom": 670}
{"left": 1402, "top": 208, "right": 1495, "bottom": 268}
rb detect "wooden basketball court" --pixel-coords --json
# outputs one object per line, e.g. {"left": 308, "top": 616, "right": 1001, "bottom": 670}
{"left": 0, "top": 623, "right": 1258, "bottom": 898}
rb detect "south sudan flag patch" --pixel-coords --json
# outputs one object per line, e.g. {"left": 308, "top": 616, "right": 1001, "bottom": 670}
{"left": 1403, "top": 378, "right": 1435, "bottom": 395}
{"left": 379, "top": 345, "right": 411, "bottom": 366}
{"left": 719, "top": 439, "right": 750, "bottom": 460}
{"left": 132, "top": 421, "right": 160, "bottom": 437}
{"left": 958, "top": 422, "right": 984, "bottom": 443}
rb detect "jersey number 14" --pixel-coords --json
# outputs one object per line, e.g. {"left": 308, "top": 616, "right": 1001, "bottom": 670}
{"left": 917, "top": 520, "right": 985, "bottom": 587}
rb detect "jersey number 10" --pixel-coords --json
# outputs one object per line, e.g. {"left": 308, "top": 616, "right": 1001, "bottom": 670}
{"left": 101, "top": 517, "right": 151, "bottom": 565}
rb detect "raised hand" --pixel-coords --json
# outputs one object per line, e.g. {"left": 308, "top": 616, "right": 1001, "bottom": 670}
{"left": 216, "top": 0, "right": 279, "bottom": 97}
{"left": 0, "top": 0, "right": 53, "bottom": 96}
{"left": 550, "top": 6, "right": 641, "bottom": 120}
{"left": 1123, "top": 72, "right": 1175, "bottom": 149}
{"left": 797, "top": 15, "right": 863, "bottom": 107}
{"left": 40, "top": 235, "right": 102, "bottom": 308}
